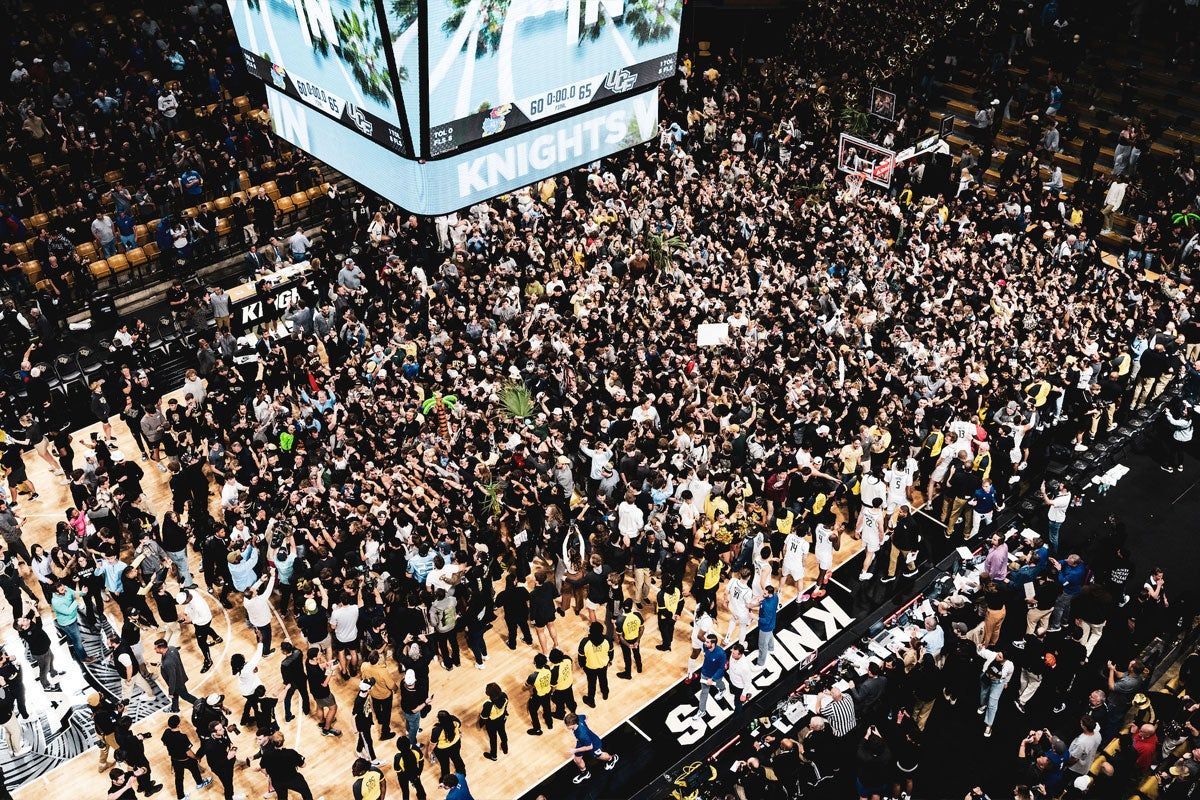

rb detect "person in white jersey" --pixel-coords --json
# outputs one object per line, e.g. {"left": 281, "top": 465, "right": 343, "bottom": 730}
{"left": 857, "top": 497, "right": 887, "bottom": 581}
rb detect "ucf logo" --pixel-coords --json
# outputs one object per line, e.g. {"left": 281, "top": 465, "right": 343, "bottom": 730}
{"left": 603, "top": 68, "right": 637, "bottom": 94}
{"left": 347, "top": 105, "right": 374, "bottom": 137}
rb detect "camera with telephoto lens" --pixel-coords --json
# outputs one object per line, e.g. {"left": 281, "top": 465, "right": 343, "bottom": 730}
{"left": 270, "top": 520, "right": 294, "bottom": 549}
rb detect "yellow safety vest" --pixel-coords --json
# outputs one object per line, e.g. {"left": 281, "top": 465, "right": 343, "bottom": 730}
{"left": 972, "top": 452, "right": 992, "bottom": 481}
{"left": 487, "top": 696, "right": 508, "bottom": 720}
{"left": 810, "top": 492, "right": 829, "bottom": 514}
{"left": 621, "top": 613, "right": 643, "bottom": 642}
{"left": 775, "top": 511, "right": 794, "bottom": 536}
{"left": 923, "top": 431, "right": 944, "bottom": 458}
{"left": 1113, "top": 353, "right": 1131, "bottom": 377}
{"left": 658, "top": 588, "right": 681, "bottom": 616}
{"left": 553, "top": 660, "right": 573, "bottom": 691}
{"left": 434, "top": 720, "right": 461, "bottom": 749}
{"left": 1025, "top": 380, "right": 1052, "bottom": 407}
{"left": 701, "top": 563, "right": 722, "bottom": 590}
{"left": 583, "top": 640, "right": 610, "bottom": 670}
{"left": 532, "top": 667, "right": 552, "bottom": 696}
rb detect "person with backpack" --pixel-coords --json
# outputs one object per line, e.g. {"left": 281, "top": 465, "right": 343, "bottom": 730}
{"left": 429, "top": 588, "right": 461, "bottom": 670}
{"left": 615, "top": 598, "right": 644, "bottom": 680}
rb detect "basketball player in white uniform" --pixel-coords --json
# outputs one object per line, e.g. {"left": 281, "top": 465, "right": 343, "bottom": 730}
{"left": 723, "top": 569, "right": 754, "bottom": 646}
{"left": 811, "top": 518, "right": 839, "bottom": 599}
{"left": 684, "top": 602, "right": 716, "bottom": 681}
{"left": 857, "top": 497, "right": 886, "bottom": 581}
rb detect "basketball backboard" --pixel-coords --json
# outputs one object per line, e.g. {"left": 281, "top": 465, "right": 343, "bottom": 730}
{"left": 837, "top": 132, "right": 896, "bottom": 190}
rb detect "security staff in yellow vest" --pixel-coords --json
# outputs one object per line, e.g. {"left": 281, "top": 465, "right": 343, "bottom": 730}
{"left": 392, "top": 736, "right": 425, "bottom": 800}
{"left": 615, "top": 599, "right": 644, "bottom": 680}
{"left": 525, "top": 653, "right": 555, "bottom": 735}
{"left": 693, "top": 547, "right": 724, "bottom": 612}
{"left": 426, "top": 709, "right": 465, "bottom": 781}
{"left": 655, "top": 578, "right": 683, "bottom": 652}
{"left": 480, "top": 682, "right": 508, "bottom": 761}
{"left": 577, "top": 622, "right": 612, "bottom": 708}
{"left": 548, "top": 648, "right": 577, "bottom": 719}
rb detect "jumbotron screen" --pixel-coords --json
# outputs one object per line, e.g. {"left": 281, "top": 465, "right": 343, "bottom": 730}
{"left": 228, "top": 0, "right": 412, "bottom": 156}
{"left": 388, "top": 0, "right": 683, "bottom": 156}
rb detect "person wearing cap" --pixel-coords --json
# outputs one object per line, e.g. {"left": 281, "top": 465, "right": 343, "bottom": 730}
{"left": 353, "top": 679, "right": 379, "bottom": 763}
{"left": 176, "top": 587, "right": 221, "bottom": 674}
{"left": 399, "top": 665, "right": 430, "bottom": 747}
{"left": 88, "top": 691, "right": 122, "bottom": 770}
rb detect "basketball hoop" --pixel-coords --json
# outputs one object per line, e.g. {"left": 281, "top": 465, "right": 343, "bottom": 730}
{"left": 844, "top": 171, "right": 865, "bottom": 199}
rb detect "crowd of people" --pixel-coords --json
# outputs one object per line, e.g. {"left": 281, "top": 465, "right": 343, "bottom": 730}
{"left": 0, "top": 0, "right": 1197, "bottom": 799}
{"left": 0, "top": 0, "right": 326, "bottom": 347}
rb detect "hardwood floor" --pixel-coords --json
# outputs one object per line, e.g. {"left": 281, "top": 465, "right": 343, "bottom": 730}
{"left": 4, "top": 405, "right": 866, "bottom": 800}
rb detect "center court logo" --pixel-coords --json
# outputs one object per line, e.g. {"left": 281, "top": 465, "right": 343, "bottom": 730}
{"left": 663, "top": 595, "right": 853, "bottom": 746}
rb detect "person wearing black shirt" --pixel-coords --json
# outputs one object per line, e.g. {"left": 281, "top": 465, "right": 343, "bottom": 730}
{"left": 260, "top": 737, "right": 316, "bottom": 800}
{"left": 114, "top": 716, "right": 162, "bottom": 795}
{"left": 161, "top": 714, "right": 211, "bottom": 800}
{"left": 279, "top": 642, "right": 311, "bottom": 721}
{"left": 160, "top": 513, "right": 193, "bottom": 587}
{"left": 528, "top": 571, "right": 560, "bottom": 655}
{"left": 306, "top": 647, "right": 341, "bottom": 737}
{"left": 495, "top": 575, "right": 532, "bottom": 650}
{"left": 14, "top": 610, "right": 60, "bottom": 691}
{"left": 393, "top": 736, "right": 427, "bottom": 800}
{"left": 201, "top": 721, "right": 238, "bottom": 800}
{"left": 107, "top": 768, "right": 143, "bottom": 800}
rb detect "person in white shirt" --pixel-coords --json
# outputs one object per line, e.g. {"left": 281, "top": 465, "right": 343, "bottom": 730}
{"left": 1041, "top": 480, "right": 1071, "bottom": 554}
{"left": 631, "top": 397, "right": 660, "bottom": 429}
{"left": 330, "top": 596, "right": 361, "bottom": 678}
{"left": 725, "top": 643, "right": 754, "bottom": 709}
{"left": 157, "top": 89, "right": 179, "bottom": 127}
{"left": 857, "top": 497, "right": 886, "bottom": 581}
{"left": 579, "top": 440, "right": 613, "bottom": 483}
{"left": 1065, "top": 716, "right": 1103, "bottom": 775}
{"left": 978, "top": 648, "right": 1014, "bottom": 736}
{"left": 780, "top": 524, "right": 809, "bottom": 588}
{"left": 723, "top": 569, "right": 754, "bottom": 646}
{"left": 617, "top": 489, "right": 645, "bottom": 545}
{"left": 243, "top": 570, "right": 277, "bottom": 655}
{"left": 811, "top": 519, "right": 839, "bottom": 599}
{"left": 685, "top": 603, "right": 716, "bottom": 680}
{"left": 231, "top": 642, "right": 264, "bottom": 725}
{"left": 177, "top": 588, "right": 221, "bottom": 672}
{"left": 919, "top": 615, "right": 944, "bottom": 659}
{"left": 883, "top": 458, "right": 915, "bottom": 514}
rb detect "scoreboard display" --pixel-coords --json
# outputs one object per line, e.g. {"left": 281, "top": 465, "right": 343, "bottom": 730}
{"left": 410, "top": 0, "right": 682, "bottom": 156}
{"left": 226, "top": 0, "right": 682, "bottom": 211}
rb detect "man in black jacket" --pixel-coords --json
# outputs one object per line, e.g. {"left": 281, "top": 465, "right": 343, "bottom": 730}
{"left": 1132, "top": 341, "right": 1174, "bottom": 409}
